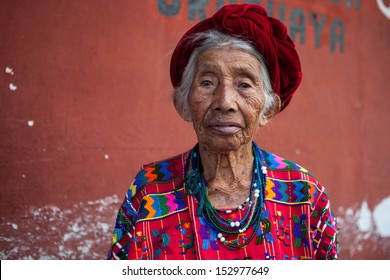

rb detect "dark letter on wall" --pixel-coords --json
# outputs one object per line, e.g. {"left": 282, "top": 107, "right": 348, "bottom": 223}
{"left": 244, "top": 0, "right": 260, "bottom": 4}
{"left": 266, "top": 0, "right": 274, "bottom": 17}
{"left": 330, "top": 18, "right": 345, "bottom": 53}
{"left": 310, "top": 12, "right": 326, "bottom": 48}
{"left": 278, "top": 3, "right": 286, "bottom": 23}
{"left": 346, "top": 0, "right": 361, "bottom": 10}
{"left": 188, "top": 0, "right": 209, "bottom": 21}
{"left": 290, "top": 8, "right": 306, "bottom": 45}
{"left": 158, "top": 0, "right": 181, "bottom": 16}
{"left": 355, "top": 0, "right": 361, "bottom": 10}
{"left": 217, "top": 0, "right": 237, "bottom": 10}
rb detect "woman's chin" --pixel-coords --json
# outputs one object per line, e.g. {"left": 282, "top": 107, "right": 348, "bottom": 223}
{"left": 200, "top": 135, "right": 251, "bottom": 154}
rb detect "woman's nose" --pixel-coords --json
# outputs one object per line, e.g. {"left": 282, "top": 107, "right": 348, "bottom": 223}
{"left": 212, "top": 84, "right": 238, "bottom": 113}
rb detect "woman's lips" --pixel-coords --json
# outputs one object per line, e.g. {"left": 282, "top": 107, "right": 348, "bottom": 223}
{"left": 207, "top": 122, "right": 242, "bottom": 135}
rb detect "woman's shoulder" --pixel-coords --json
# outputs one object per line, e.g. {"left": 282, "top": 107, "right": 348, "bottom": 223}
{"left": 261, "top": 149, "right": 313, "bottom": 176}
{"left": 260, "top": 148, "right": 329, "bottom": 204}
{"left": 140, "top": 152, "right": 186, "bottom": 182}
{"left": 127, "top": 151, "right": 187, "bottom": 201}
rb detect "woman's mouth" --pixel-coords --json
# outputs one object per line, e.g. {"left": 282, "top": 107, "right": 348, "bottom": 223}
{"left": 207, "top": 122, "right": 242, "bottom": 135}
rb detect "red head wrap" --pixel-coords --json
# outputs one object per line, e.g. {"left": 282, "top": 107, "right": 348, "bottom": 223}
{"left": 170, "top": 4, "right": 302, "bottom": 111}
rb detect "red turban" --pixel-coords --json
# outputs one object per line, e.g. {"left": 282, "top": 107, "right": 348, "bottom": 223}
{"left": 170, "top": 4, "right": 302, "bottom": 111}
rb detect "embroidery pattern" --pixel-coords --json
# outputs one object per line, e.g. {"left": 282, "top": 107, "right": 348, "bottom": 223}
{"left": 176, "top": 220, "right": 196, "bottom": 255}
{"left": 108, "top": 148, "right": 338, "bottom": 260}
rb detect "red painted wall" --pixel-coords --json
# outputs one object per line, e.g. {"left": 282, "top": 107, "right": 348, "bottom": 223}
{"left": 1, "top": 0, "right": 389, "bottom": 259}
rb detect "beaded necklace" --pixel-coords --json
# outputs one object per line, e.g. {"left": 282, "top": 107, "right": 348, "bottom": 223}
{"left": 185, "top": 142, "right": 267, "bottom": 248}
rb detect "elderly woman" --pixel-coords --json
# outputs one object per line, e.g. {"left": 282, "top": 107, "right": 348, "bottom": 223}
{"left": 107, "top": 4, "right": 337, "bottom": 260}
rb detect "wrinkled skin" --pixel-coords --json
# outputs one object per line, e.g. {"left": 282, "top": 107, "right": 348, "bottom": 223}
{"left": 188, "top": 48, "right": 273, "bottom": 209}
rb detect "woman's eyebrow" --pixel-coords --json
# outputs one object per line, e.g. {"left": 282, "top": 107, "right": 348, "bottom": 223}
{"left": 234, "top": 66, "right": 260, "bottom": 81}
{"left": 197, "top": 63, "right": 219, "bottom": 72}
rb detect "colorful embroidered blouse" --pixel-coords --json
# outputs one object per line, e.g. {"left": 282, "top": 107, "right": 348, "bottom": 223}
{"left": 107, "top": 146, "right": 338, "bottom": 260}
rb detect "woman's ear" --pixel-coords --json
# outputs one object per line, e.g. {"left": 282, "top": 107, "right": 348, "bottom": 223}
{"left": 259, "top": 94, "right": 281, "bottom": 127}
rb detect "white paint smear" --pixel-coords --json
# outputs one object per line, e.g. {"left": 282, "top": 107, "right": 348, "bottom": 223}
{"left": 377, "top": 0, "right": 390, "bottom": 19}
{"left": 5, "top": 67, "right": 14, "bottom": 75}
{"left": 373, "top": 196, "right": 390, "bottom": 237}
{"left": 0, "top": 195, "right": 120, "bottom": 260}
{"left": 353, "top": 197, "right": 390, "bottom": 238}
{"left": 357, "top": 200, "right": 372, "bottom": 232}
{"left": 9, "top": 83, "right": 17, "bottom": 91}
{"left": 27, "top": 120, "right": 34, "bottom": 127}
{"left": 98, "top": 222, "right": 110, "bottom": 233}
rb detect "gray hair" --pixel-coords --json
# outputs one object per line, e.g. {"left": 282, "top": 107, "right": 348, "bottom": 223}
{"left": 173, "top": 30, "right": 279, "bottom": 122}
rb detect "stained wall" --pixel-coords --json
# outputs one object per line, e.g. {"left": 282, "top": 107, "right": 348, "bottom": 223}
{"left": 1, "top": 0, "right": 389, "bottom": 259}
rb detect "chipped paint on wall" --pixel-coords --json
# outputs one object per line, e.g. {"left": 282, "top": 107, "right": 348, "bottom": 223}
{"left": 377, "top": 0, "right": 390, "bottom": 19}
{"left": 0, "top": 195, "right": 120, "bottom": 260}
{"left": 4, "top": 66, "right": 17, "bottom": 92}
{"left": 354, "top": 196, "right": 390, "bottom": 237}
{"left": 336, "top": 196, "right": 390, "bottom": 259}
{"left": 8, "top": 83, "right": 17, "bottom": 91}
{"left": 373, "top": 196, "right": 390, "bottom": 237}
{"left": 5, "top": 67, "right": 14, "bottom": 75}
{"left": 357, "top": 201, "right": 372, "bottom": 232}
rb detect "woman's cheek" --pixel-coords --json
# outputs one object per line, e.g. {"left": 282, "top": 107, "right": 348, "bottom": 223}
{"left": 189, "top": 94, "right": 208, "bottom": 136}
{"left": 245, "top": 96, "right": 263, "bottom": 118}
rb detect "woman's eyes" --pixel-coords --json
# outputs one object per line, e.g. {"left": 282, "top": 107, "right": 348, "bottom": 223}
{"left": 238, "top": 82, "right": 251, "bottom": 89}
{"left": 198, "top": 77, "right": 254, "bottom": 89}
{"left": 201, "top": 80, "right": 214, "bottom": 87}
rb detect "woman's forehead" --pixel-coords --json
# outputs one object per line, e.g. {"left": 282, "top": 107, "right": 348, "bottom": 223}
{"left": 196, "top": 49, "right": 261, "bottom": 75}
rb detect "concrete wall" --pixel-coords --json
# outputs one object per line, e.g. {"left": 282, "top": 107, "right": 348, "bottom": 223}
{"left": 1, "top": 0, "right": 389, "bottom": 259}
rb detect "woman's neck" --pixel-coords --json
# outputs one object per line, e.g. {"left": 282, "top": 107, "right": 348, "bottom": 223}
{"left": 198, "top": 141, "right": 254, "bottom": 209}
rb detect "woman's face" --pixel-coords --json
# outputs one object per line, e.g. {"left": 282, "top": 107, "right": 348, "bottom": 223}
{"left": 188, "top": 48, "right": 268, "bottom": 153}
